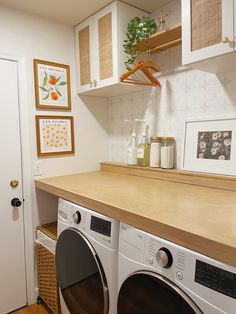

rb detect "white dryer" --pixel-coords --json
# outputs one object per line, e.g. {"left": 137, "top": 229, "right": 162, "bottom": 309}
{"left": 56, "top": 198, "right": 119, "bottom": 314}
{"left": 118, "top": 223, "right": 236, "bottom": 314}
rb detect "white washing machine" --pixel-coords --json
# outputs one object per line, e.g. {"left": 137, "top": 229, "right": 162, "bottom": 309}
{"left": 118, "top": 223, "right": 236, "bottom": 314}
{"left": 56, "top": 198, "right": 119, "bottom": 314}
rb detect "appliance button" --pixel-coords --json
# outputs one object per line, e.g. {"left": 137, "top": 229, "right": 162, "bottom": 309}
{"left": 148, "top": 256, "right": 154, "bottom": 265}
{"left": 72, "top": 211, "right": 81, "bottom": 224}
{"left": 156, "top": 248, "right": 173, "bottom": 268}
{"left": 176, "top": 271, "right": 183, "bottom": 281}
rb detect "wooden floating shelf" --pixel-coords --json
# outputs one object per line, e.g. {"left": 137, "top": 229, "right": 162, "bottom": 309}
{"left": 136, "top": 24, "right": 182, "bottom": 55}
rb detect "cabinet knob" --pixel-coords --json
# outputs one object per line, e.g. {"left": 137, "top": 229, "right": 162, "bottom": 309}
{"left": 93, "top": 79, "right": 97, "bottom": 87}
{"left": 222, "top": 36, "right": 230, "bottom": 44}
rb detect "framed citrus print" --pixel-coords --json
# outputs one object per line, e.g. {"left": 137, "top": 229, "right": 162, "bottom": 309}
{"left": 34, "top": 59, "right": 71, "bottom": 110}
{"left": 35, "top": 115, "right": 75, "bottom": 157}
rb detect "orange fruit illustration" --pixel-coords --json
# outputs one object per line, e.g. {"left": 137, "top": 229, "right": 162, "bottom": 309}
{"left": 48, "top": 76, "right": 57, "bottom": 85}
{"left": 50, "top": 92, "right": 59, "bottom": 100}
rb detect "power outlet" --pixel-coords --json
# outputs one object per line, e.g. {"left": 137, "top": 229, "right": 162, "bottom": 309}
{"left": 34, "top": 161, "right": 42, "bottom": 176}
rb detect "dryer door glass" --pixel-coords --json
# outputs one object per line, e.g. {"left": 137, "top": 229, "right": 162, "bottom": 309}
{"left": 56, "top": 228, "right": 109, "bottom": 314}
{"left": 118, "top": 272, "right": 202, "bottom": 314}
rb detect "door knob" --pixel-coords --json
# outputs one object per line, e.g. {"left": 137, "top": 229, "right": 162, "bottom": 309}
{"left": 11, "top": 198, "right": 22, "bottom": 207}
{"left": 10, "top": 180, "right": 19, "bottom": 188}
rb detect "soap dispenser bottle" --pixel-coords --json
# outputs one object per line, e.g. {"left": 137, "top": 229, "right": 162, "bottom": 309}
{"left": 137, "top": 122, "right": 150, "bottom": 167}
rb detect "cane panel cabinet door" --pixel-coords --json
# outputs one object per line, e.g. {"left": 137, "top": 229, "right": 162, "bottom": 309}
{"left": 182, "top": 0, "right": 234, "bottom": 65}
{"left": 92, "top": 3, "right": 118, "bottom": 90}
{"left": 75, "top": 17, "right": 94, "bottom": 93}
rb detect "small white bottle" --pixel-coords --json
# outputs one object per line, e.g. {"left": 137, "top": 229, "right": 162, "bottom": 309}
{"left": 150, "top": 137, "right": 162, "bottom": 168}
{"left": 127, "top": 129, "right": 138, "bottom": 166}
{"left": 161, "top": 137, "right": 174, "bottom": 169}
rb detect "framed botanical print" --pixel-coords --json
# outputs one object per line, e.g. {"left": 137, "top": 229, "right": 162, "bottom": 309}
{"left": 35, "top": 115, "right": 75, "bottom": 157}
{"left": 182, "top": 117, "right": 236, "bottom": 175}
{"left": 34, "top": 59, "right": 71, "bottom": 110}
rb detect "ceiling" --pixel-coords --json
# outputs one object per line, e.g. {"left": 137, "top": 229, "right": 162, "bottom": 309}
{"left": 0, "top": 0, "right": 169, "bottom": 25}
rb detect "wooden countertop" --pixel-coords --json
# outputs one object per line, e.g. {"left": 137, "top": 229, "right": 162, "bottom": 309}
{"left": 35, "top": 163, "right": 236, "bottom": 267}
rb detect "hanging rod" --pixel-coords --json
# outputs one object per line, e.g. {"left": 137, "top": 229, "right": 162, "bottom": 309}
{"left": 137, "top": 38, "right": 182, "bottom": 56}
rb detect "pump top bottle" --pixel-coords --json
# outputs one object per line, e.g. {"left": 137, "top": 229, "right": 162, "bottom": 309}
{"left": 137, "top": 126, "right": 150, "bottom": 167}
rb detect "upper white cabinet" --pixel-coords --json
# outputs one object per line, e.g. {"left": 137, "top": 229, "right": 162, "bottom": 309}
{"left": 75, "top": 1, "right": 145, "bottom": 96}
{"left": 182, "top": 0, "right": 235, "bottom": 72}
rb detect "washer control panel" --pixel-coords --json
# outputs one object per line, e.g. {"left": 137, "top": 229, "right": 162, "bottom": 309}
{"left": 58, "top": 198, "right": 119, "bottom": 250}
{"left": 146, "top": 237, "right": 185, "bottom": 273}
{"left": 195, "top": 260, "right": 236, "bottom": 299}
{"left": 90, "top": 215, "right": 111, "bottom": 237}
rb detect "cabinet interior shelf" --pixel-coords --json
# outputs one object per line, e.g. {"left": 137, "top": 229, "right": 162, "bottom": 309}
{"left": 136, "top": 24, "right": 182, "bottom": 55}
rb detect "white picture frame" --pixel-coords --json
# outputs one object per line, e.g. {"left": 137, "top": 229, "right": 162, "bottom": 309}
{"left": 182, "top": 117, "right": 236, "bottom": 176}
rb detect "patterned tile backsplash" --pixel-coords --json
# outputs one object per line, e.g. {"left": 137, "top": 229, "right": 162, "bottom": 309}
{"left": 108, "top": 0, "right": 236, "bottom": 168}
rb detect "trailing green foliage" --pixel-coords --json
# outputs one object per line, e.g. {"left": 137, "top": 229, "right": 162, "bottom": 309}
{"left": 123, "top": 16, "right": 157, "bottom": 69}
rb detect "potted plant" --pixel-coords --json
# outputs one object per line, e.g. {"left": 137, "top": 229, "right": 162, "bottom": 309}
{"left": 123, "top": 16, "right": 157, "bottom": 69}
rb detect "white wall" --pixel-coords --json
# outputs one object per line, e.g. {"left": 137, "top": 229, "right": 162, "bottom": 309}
{"left": 0, "top": 4, "right": 109, "bottom": 217}
{"left": 0, "top": 4, "right": 109, "bottom": 301}
{"left": 109, "top": 0, "right": 236, "bottom": 167}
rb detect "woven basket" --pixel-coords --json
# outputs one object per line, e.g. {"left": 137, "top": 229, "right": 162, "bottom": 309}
{"left": 36, "top": 243, "right": 61, "bottom": 314}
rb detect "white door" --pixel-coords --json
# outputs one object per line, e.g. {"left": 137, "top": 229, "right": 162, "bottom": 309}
{"left": 0, "top": 58, "right": 27, "bottom": 313}
{"left": 182, "top": 0, "right": 234, "bottom": 65}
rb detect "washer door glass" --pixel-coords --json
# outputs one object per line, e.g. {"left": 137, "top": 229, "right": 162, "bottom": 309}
{"left": 56, "top": 228, "right": 109, "bottom": 314}
{"left": 118, "top": 272, "right": 202, "bottom": 314}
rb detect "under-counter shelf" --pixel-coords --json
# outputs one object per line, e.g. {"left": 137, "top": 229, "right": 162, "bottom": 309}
{"left": 36, "top": 222, "right": 57, "bottom": 254}
{"left": 136, "top": 24, "right": 182, "bottom": 55}
{"left": 37, "top": 222, "right": 57, "bottom": 240}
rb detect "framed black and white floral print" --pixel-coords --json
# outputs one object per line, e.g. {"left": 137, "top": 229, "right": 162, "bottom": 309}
{"left": 182, "top": 117, "right": 236, "bottom": 175}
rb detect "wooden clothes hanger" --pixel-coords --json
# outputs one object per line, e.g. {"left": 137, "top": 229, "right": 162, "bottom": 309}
{"left": 143, "top": 59, "right": 160, "bottom": 72}
{"left": 120, "top": 60, "right": 161, "bottom": 87}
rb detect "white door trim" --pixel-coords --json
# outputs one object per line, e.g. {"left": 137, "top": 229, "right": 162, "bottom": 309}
{"left": 0, "top": 53, "right": 35, "bottom": 305}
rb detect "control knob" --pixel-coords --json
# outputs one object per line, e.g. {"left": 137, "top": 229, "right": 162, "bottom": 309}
{"left": 72, "top": 211, "right": 81, "bottom": 224}
{"left": 156, "top": 247, "right": 173, "bottom": 268}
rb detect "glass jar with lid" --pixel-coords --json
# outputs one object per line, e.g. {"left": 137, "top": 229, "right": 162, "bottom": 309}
{"left": 150, "top": 137, "right": 162, "bottom": 168}
{"left": 161, "top": 137, "right": 174, "bottom": 169}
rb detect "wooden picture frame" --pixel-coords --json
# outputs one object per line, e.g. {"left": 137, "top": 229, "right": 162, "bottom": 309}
{"left": 34, "top": 59, "right": 71, "bottom": 110}
{"left": 182, "top": 117, "right": 236, "bottom": 175}
{"left": 35, "top": 115, "right": 75, "bottom": 157}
